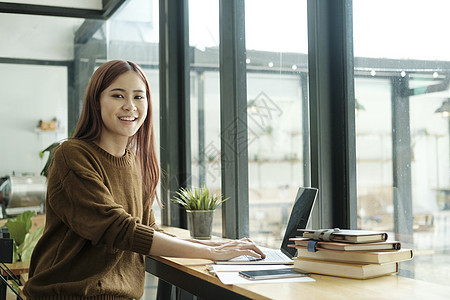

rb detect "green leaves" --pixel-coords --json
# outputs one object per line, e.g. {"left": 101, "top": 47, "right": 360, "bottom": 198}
{"left": 39, "top": 142, "right": 61, "bottom": 177}
{"left": 2, "top": 211, "right": 44, "bottom": 262}
{"left": 171, "top": 185, "right": 229, "bottom": 210}
{"left": 18, "top": 225, "right": 44, "bottom": 262}
{"left": 4, "top": 210, "right": 34, "bottom": 245}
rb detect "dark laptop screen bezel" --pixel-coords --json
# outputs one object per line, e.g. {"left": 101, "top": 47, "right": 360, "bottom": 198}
{"left": 280, "top": 187, "right": 318, "bottom": 258}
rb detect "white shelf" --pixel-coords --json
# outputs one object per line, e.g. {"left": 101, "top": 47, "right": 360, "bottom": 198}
{"left": 34, "top": 127, "right": 64, "bottom": 134}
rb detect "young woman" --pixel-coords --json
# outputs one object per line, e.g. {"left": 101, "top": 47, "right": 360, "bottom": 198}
{"left": 23, "top": 60, "right": 264, "bottom": 299}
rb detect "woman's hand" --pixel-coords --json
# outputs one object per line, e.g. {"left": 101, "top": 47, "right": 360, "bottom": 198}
{"left": 207, "top": 238, "right": 266, "bottom": 261}
{"left": 150, "top": 231, "right": 265, "bottom": 261}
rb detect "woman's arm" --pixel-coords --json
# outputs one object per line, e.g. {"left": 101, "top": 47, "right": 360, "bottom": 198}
{"left": 149, "top": 231, "right": 266, "bottom": 261}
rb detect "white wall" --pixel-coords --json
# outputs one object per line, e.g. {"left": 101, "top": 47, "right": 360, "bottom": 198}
{"left": 0, "top": 13, "right": 82, "bottom": 61}
{"left": 0, "top": 63, "right": 68, "bottom": 176}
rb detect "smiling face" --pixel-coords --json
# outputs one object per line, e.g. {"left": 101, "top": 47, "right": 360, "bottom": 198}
{"left": 98, "top": 70, "right": 148, "bottom": 154}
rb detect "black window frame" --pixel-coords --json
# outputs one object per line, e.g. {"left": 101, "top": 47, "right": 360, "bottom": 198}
{"left": 158, "top": 0, "right": 358, "bottom": 234}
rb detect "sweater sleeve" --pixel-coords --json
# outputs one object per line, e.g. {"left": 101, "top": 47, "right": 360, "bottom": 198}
{"left": 143, "top": 202, "right": 176, "bottom": 237}
{"left": 46, "top": 142, "right": 155, "bottom": 255}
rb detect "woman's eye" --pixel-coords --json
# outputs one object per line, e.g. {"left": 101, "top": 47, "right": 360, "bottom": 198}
{"left": 112, "top": 94, "right": 124, "bottom": 99}
{"left": 135, "top": 95, "right": 145, "bottom": 100}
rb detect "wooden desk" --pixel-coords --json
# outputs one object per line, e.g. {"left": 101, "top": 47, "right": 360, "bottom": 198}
{"left": 145, "top": 227, "right": 450, "bottom": 300}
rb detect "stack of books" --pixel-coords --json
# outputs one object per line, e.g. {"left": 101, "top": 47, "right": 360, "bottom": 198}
{"left": 289, "top": 229, "right": 413, "bottom": 279}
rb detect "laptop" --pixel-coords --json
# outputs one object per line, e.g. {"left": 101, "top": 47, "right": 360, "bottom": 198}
{"left": 216, "top": 187, "right": 318, "bottom": 265}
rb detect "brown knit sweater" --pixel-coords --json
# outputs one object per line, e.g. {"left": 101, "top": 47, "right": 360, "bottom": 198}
{"left": 23, "top": 139, "right": 159, "bottom": 300}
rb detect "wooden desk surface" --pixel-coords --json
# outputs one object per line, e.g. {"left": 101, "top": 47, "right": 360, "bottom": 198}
{"left": 1, "top": 261, "right": 29, "bottom": 277}
{"left": 146, "top": 226, "right": 450, "bottom": 300}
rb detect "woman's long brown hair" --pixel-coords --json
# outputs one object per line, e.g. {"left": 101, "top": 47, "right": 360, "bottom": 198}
{"left": 72, "top": 60, "right": 160, "bottom": 208}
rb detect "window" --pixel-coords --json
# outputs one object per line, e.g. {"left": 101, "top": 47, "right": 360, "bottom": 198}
{"left": 0, "top": 13, "right": 76, "bottom": 178}
{"left": 245, "top": 0, "right": 309, "bottom": 247}
{"left": 189, "top": 0, "right": 223, "bottom": 235}
{"left": 354, "top": 0, "right": 450, "bottom": 285}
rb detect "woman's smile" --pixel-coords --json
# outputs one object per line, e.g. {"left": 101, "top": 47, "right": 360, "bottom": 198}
{"left": 118, "top": 116, "right": 138, "bottom": 122}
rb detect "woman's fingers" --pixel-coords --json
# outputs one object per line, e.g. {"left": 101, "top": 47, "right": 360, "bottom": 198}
{"left": 210, "top": 239, "right": 266, "bottom": 261}
{"left": 237, "top": 239, "right": 266, "bottom": 258}
{"left": 239, "top": 237, "right": 254, "bottom": 243}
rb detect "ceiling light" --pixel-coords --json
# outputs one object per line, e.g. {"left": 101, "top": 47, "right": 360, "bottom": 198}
{"left": 435, "top": 99, "right": 450, "bottom": 118}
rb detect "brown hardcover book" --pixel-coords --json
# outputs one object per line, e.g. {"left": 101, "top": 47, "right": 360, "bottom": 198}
{"left": 290, "top": 237, "right": 401, "bottom": 251}
{"left": 293, "top": 247, "right": 413, "bottom": 264}
{"left": 298, "top": 229, "right": 388, "bottom": 244}
{"left": 294, "top": 258, "right": 399, "bottom": 279}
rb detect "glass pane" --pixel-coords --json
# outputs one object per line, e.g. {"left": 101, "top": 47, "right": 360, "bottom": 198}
{"left": 245, "top": 0, "right": 309, "bottom": 248}
{"left": 105, "top": 0, "right": 161, "bottom": 220}
{"left": 354, "top": 0, "right": 450, "bottom": 286}
{"left": 189, "top": 0, "right": 223, "bottom": 236}
{"left": 0, "top": 13, "right": 78, "bottom": 197}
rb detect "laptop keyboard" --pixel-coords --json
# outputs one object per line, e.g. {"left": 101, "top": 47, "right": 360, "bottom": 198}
{"left": 245, "top": 249, "right": 291, "bottom": 262}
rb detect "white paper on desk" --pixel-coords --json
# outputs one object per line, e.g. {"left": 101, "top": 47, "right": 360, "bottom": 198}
{"left": 210, "top": 264, "right": 315, "bottom": 285}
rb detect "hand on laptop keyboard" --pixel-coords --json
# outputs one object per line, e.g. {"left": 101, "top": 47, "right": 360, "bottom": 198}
{"left": 246, "top": 255, "right": 264, "bottom": 261}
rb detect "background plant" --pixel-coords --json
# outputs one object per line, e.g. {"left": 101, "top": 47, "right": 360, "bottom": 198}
{"left": 39, "top": 142, "right": 61, "bottom": 177}
{"left": 2, "top": 210, "right": 44, "bottom": 262}
{"left": 171, "top": 185, "right": 229, "bottom": 210}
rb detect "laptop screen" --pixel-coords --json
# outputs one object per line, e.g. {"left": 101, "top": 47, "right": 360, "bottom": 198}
{"left": 280, "top": 187, "right": 318, "bottom": 258}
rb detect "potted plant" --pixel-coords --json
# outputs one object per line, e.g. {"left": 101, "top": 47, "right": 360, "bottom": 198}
{"left": 171, "top": 185, "right": 229, "bottom": 239}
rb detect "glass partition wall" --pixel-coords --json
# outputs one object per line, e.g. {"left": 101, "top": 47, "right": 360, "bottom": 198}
{"left": 245, "top": 0, "right": 309, "bottom": 248}
{"left": 187, "top": 0, "right": 310, "bottom": 241}
{"left": 188, "top": 0, "right": 223, "bottom": 236}
{"left": 353, "top": 0, "right": 450, "bottom": 285}
{"left": 0, "top": 13, "right": 77, "bottom": 178}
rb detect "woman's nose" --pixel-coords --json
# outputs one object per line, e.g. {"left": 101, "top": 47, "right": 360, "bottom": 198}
{"left": 123, "top": 99, "right": 136, "bottom": 111}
